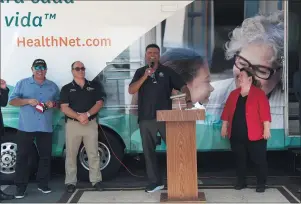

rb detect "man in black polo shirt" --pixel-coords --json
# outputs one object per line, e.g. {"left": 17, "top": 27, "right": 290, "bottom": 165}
{"left": 60, "top": 61, "right": 106, "bottom": 193}
{"left": 0, "top": 79, "right": 14, "bottom": 201}
{"left": 128, "top": 44, "right": 192, "bottom": 193}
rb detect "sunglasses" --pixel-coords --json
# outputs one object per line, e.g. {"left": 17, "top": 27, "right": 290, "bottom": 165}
{"left": 34, "top": 65, "right": 47, "bottom": 71}
{"left": 73, "top": 67, "right": 86, "bottom": 72}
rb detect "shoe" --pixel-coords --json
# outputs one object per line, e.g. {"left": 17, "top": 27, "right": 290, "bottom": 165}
{"left": 256, "top": 185, "right": 266, "bottom": 193}
{"left": 66, "top": 184, "right": 76, "bottom": 193}
{"left": 38, "top": 186, "right": 52, "bottom": 194}
{"left": 15, "top": 186, "right": 26, "bottom": 199}
{"left": 93, "top": 182, "right": 103, "bottom": 191}
{"left": 0, "top": 190, "right": 14, "bottom": 201}
{"left": 145, "top": 183, "right": 164, "bottom": 193}
{"left": 234, "top": 183, "right": 247, "bottom": 190}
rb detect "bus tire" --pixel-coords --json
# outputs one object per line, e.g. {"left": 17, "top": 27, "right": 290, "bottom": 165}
{"left": 0, "top": 131, "right": 38, "bottom": 184}
{"left": 77, "top": 129, "right": 124, "bottom": 182}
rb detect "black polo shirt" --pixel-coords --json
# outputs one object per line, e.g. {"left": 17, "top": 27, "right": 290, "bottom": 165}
{"left": 130, "top": 64, "right": 186, "bottom": 122}
{"left": 60, "top": 79, "right": 106, "bottom": 120}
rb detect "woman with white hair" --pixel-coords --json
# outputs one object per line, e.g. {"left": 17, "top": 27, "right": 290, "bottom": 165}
{"left": 207, "top": 10, "right": 284, "bottom": 131}
{"left": 206, "top": 10, "right": 284, "bottom": 191}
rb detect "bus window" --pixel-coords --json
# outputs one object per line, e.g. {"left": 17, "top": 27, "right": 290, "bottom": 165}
{"left": 288, "top": 1, "right": 301, "bottom": 136}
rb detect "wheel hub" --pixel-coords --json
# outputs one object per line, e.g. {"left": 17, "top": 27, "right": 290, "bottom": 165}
{"left": 79, "top": 142, "right": 111, "bottom": 171}
{"left": 1, "top": 142, "right": 17, "bottom": 174}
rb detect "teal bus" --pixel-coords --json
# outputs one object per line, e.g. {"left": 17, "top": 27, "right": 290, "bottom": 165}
{"left": 1, "top": 0, "right": 300, "bottom": 183}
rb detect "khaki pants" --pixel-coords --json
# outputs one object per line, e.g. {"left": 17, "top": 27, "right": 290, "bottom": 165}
{"left": 65, "top": 119, "right": 102, "bottom": 185}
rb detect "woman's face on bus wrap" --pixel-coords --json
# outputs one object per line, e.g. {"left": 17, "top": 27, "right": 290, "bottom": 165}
{"left": 187, "top": 62, "right": 214, "bottom": 104}
{"left": 233, "top": 44, "right": 282, "bottom": 95}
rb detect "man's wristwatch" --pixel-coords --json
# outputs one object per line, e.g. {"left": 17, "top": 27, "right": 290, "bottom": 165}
{"left": 86, "top": 112, "right": 91, "bottom": 117}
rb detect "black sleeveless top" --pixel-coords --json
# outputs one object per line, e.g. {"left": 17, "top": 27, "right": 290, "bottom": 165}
{"left": 231, "top": 95, "right": 248, "bottom": 142}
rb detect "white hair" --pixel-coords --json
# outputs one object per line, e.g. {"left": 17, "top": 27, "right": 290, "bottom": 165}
{"left": 225, "top": 10, "right": 284, "bottom": 67}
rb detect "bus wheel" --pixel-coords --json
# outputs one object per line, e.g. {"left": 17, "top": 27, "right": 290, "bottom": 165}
{"left": 0, "top": 132, "right": 38, "bottom": 184}
{"left": 77, "top": 129, "right": 124, "bottom": 181}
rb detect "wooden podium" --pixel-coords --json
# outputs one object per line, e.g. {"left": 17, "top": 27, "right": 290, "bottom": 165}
{"left": 157, "top": 109, "right": 206, "bottom": 203}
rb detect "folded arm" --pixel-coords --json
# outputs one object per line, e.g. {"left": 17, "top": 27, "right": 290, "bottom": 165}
{"left": 60, "top": 103, "right": 79, "bottom": 119}
{"left": 87, "top": 100, "right": 104, "bottom": 116}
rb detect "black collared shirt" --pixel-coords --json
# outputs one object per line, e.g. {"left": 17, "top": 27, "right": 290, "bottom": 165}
{"left": 0, "top": 87, "right": 9, "bottom": 137}
{"left": 60, "top": 79, "right": 106, "bottom": 118}
{"left": 130, "top": 64, "right": 186, "bottom": 122}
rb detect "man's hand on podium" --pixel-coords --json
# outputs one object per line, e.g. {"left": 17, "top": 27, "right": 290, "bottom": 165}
{"left": 186, "top": 100, "right": 193, "bottom": 109}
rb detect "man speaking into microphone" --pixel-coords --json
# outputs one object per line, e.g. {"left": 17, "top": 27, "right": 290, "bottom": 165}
{"left": 128, "top": 44, "right": 192, "bottom": 193}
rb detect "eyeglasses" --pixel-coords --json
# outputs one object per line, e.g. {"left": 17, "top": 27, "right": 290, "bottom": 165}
{"left": 234, "top": 54, "right": 282, "bottom": 80}
{"left": 34, "top": 66, "right": 47, "bottom": 71}
{"left": 73, "top": 67, "right": 86, "bottom": 72}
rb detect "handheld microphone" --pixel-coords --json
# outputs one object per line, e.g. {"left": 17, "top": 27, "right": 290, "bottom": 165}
{"left": 150, "top": 61, "right": 154, "bottom": 68}
{"left": 150, "top": 57, "right": 155, "bottom": 68}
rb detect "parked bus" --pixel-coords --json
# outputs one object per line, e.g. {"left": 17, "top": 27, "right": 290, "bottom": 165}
{"left": 1, "top": 0, "right": 300, "bottom": 183}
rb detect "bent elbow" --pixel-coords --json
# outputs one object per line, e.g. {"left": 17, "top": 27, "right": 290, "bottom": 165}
{"left": 60, "top": 106, "right": 67, "bottom": 114}
{"left": 60, "top": 108, "right": 65, "bottom": 114}
{"left": 128, "top": 87, "right": 135, "bottom": 95}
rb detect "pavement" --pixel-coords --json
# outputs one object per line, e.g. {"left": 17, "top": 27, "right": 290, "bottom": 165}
{"left": 1, "top": 151, "right": 301, "bottom": 203}
{"left": 66, "top": 186, "right": 299, "bottom": 203}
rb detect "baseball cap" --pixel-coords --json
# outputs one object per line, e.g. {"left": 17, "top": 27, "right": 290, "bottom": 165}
{"left": 32, "top": 59, "right": 47, "bottom": 68}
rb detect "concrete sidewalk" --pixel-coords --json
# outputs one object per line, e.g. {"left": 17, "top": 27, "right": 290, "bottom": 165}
{"left": 65, "top": 185, "right": 300, "bottom": 203}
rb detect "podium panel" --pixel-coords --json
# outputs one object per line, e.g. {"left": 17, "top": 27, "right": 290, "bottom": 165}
{"left": 157, "top": 109, "right": 206, "bottom": 202}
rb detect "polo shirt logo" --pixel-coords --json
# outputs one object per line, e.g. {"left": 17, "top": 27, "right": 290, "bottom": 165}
{"left": 87, "top": 87, "right": 94, "bottom": 91}
{"left": 159, "top": 72, "right": 164, "bottom": 77}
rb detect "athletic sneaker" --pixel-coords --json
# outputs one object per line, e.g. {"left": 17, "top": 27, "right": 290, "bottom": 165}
{"left": 145, "top": 183, "right": 164, "bottom": 193}
{"left": 15, "top": 186, "right": 26, "bottom": 199}
{"left": 38, "top": 186, "right": 52, "bottom": 194}
{"left": 256, "top": 185, "right": 266, "bottom": 193}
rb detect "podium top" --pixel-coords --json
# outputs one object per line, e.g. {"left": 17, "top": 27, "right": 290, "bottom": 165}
{"left": 156, "top": 109, "right": 205, "bottom": 122}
